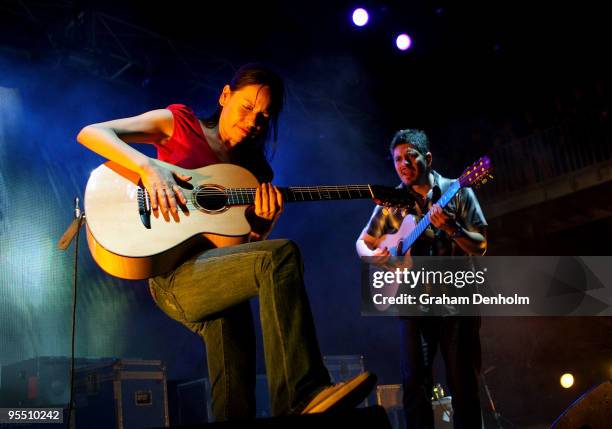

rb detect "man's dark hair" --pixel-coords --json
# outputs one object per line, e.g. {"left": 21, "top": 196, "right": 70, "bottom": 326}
{"left": 202, "top": 63, "right": 285, "bottom": 159}
{"left": 389, "top": 129, "right": 430, "bottom": 155}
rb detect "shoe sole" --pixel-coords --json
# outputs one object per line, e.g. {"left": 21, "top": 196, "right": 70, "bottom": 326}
{"left": 302, "top": 372, "right": 377, "bottom": 414}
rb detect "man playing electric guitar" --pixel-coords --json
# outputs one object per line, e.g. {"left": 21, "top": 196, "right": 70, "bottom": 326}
{"left": 356, "top": 129, "right": 487, "bottom": 429}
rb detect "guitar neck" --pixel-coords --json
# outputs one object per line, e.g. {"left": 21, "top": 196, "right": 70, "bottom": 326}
{"left": 400, "top": 181, "right": 462, "bottom": 254}
{"left": 226, "top": 185, "right": 374, "bottom": 204}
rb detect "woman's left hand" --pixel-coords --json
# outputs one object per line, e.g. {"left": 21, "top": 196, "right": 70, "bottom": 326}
{"left": 254, "top": 182, "right": 284, "bottom": 222}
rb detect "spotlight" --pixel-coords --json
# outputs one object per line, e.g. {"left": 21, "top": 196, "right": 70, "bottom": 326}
{"left": 560, "top": 373, "right": 574, "bottom": 389}
{"left": 395, "top": 33, "right": 412, "bottom": 51}
{"left": 352, "top": 8, "right": 369, "bottom": 27}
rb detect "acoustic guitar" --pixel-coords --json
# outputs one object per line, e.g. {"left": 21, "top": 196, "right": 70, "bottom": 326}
{"left": 84, "top": 159, "right": 414, "bottom": 279}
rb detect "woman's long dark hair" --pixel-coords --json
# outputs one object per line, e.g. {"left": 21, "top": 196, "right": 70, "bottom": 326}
{"left": 201, "top": 63, "right": 285, "bottom": 160}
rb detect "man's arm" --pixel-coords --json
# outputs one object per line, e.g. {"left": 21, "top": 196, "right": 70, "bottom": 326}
{"left": 435, "top": 213, "right": 488, "bottom": 255}
{"left": 453, "top": 226, "right": 487, "bottom": 255}
{"left": 430, "top": 185, "right": 488, "bottom": 255}
{"left": 356, "top": 230, "right": 389, "bottom": 257}
{"left": 356, "top": 206, "right": 389, "bottom": 256}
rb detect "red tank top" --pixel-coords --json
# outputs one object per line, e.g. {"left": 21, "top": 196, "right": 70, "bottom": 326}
{"left": 154, "top": 104, "right": 220, "bottom": 168}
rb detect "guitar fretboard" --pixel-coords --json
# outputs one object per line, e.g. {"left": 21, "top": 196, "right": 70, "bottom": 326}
{"left": 226, "top": 185, "right": 374, "bottom": 204}
{"left": 400, "top": 181, "right": 462, "bottom": 255}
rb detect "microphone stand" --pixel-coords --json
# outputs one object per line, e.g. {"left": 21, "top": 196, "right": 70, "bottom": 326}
{"left": 57, "top": 197, "right": 86, "bottom": 429}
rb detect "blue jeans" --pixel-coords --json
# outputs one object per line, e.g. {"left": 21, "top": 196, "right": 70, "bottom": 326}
{"left": 149, "top": 239, "right": 330, "bottom": 421}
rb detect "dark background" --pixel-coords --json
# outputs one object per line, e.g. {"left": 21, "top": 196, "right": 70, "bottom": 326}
{"left": 1, "top": 1, "right": 611, "bottom": 427}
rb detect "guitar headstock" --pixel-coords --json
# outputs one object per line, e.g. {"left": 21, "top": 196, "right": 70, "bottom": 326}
{"left": 458, "top": 156, "right": 493, "bottom": 188}
{"left": 369, "top": 185, "right": 416, "bottom": 209}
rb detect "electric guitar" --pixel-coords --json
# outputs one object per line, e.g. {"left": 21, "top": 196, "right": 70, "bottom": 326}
{"left": 84, "top": 159, "right": 414, "bottom": 280}
{"left": 377, "top": 156, "right": 492, "bottom": 256}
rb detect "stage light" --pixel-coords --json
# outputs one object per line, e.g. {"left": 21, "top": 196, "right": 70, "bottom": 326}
{"left": 396, "top": 33, "right": 412, "bottom": 51}
{"left": 352, "top": 8, "right": 369, "bottom": 27}
{"left": 560, "top": 373, "right": 574, "bottom": 389}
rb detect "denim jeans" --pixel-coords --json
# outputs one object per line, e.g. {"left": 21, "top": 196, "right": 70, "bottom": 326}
{"left": 149, "top": 239, "right": 331, "bottom": 421}
{"left": 399, "top": 316, "right": 482, "bottom": 429}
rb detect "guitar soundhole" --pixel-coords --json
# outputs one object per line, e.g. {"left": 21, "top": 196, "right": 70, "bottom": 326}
{"left": 192, "top": 185, "right": 228, "bottom": 213}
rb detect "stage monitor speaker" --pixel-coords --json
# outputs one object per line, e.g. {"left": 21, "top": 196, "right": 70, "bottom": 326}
{"left": 550, "top": 380, "right": 611, "bottom": 429}
{"left": 159, "top": 405, "right": 391, "bottom": 428}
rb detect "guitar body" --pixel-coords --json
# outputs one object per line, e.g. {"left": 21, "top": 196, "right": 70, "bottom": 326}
{"left": 84, "top": 160, "right": 259, "bottom": 280}
{"left": 376, "top": 213, "right": 418, "bottom": 256}
{"left": 366, "top": 214, "right": 418, "bottom": 311}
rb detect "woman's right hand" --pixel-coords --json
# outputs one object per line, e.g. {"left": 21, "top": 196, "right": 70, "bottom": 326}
{"left": 139, "top": 161, "right": 192, "bottom": 218}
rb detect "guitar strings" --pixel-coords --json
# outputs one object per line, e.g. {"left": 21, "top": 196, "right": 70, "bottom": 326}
{"left": 144, "top": 186, "right": 375, "bottom": 210}
{"left": 142, "top": 185, "right": 401, "bottom": 211}
{"left": 174, "top": 186, "right": 371, "bottom": 198}
{"left": 144, "top": 184, "right": 404, "bottom": 211}
{"left": 181, "top": 185, "right": 372, "bottom": 196}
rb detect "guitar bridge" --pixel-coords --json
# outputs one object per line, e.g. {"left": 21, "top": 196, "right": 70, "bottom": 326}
{"left": 137, "top": 187, "right": 151, "bottom": 229}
